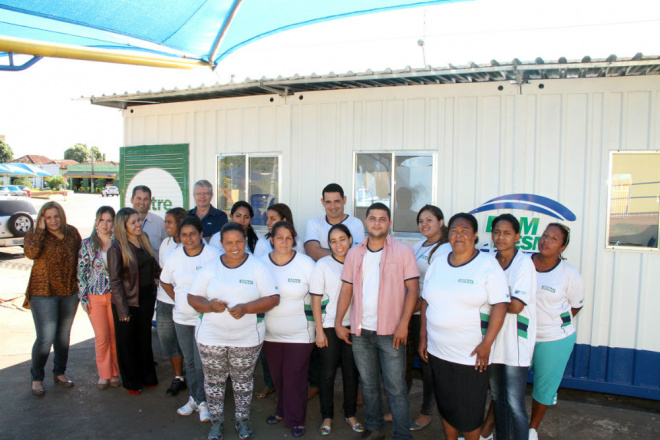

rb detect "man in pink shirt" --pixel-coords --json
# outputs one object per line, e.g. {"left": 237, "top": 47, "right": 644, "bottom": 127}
{"left": 335, "top": 203, "right": 420, "bottom": 440}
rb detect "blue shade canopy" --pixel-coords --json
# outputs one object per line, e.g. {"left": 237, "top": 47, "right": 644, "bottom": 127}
{"left": 0, "top": 164, "right": 37, "bottom": 176}
{"left": 0, "top": 0, "right": 458, "bottom": 69}
{"left": 11, "top": 163, "right": 51, "bottom": 177}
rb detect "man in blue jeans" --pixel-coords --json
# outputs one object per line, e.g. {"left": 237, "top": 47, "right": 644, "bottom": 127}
{"left": 335, "top": 203, "right": 420, "bottom": 440}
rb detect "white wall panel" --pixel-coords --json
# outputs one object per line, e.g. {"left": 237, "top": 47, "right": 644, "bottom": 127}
{"left": 121, "top": 76, "right": 660, "bottom": 357}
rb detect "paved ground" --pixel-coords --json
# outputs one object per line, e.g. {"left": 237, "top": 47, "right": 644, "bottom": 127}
{"left": 1, "top": 195, "right": 659, "bottom": 439}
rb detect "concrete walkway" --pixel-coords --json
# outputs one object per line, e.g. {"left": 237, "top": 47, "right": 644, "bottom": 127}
{"left": 1, "top": 265, "right": 659, "bottom": 440}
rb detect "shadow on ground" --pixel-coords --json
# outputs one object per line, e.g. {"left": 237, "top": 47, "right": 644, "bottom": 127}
{"left": 1, "top": 329, "right": 660, "bottom": 440}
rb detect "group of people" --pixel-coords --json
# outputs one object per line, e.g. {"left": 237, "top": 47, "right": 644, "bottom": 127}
{"left": 24, "top": 180, "right": 583, "bottom": 440}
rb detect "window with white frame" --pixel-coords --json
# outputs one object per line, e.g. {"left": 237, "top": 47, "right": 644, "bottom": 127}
{"left": 355, "top": 152, "right": 435, "bottom": 233}
{"left": 608, "top": 152, "right": 660, "bottom": 249}
{"left": 217, "top": 154, "right": 280, "bottom": 226}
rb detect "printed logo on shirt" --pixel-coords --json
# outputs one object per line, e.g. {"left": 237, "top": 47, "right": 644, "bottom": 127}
{"left": 195, "top": 266, "right": 203, "bottom": 271}
{"left": 458, "top": 279, "right": 474, "bottom": 284}
{"left": 288, "top": 278, "right": 301, "bottom": 284}
{"left": 239, "top": 280, "right": 254, "bottom": 285}
{"left": 541, "top": 285, "right": 555, "bottom": 293}
{"left": 513, "top": 289, "right": 526, "bottom": 297}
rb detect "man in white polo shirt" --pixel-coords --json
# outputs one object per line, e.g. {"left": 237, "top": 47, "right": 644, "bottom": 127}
{"left": 304, "top": 183, "right": 365, "bottom": 399}
{"left": 131, "top": 185, "right": 167, "bottom": 263}
{"left": 305, "top": 183, "right": 365, "bottom": 262}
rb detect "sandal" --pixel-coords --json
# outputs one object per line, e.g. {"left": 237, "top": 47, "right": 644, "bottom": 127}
{"left": 319, "top": 424, "right": 332, "bottom": 436}
{"left": 266, "top": 415, "right": 283, "bottom": 425}
{"left": 255, "top": 387, "right": 274, "bottom": 399}
{"left": 292, "top": 426, "right": 305, "bottom": 438}
{"left": 345, "top": 418, "right": 364, "bottom": 433}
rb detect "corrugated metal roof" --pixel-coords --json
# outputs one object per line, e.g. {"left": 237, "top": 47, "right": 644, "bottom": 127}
{"left": 90, "top": 54, "right": 660, "bottom": 109}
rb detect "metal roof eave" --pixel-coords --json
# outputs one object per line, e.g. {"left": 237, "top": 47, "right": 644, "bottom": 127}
{"left": 90, "top": 56, "right": 660, "bottom": 110}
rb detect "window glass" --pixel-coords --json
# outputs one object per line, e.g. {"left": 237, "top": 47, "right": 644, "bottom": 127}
{"left": 218, "top": 155, "right": 246, "bottom": 214}
{"left": 394, "top": 155, "right": 434, "bottom": 232}
{"left": 608, "top": 153, "right": 660, "bottom": 248}
{"left": 248, "top": 156, "right": 279, "bottom": 225}
{"left": 354, "top": 152, "right": 434, "bottom": 233}
{"left": 217, "top": 154, "right": 280, "bottom": 224}
{"left": 355, "top": 153, "right": 392, "bottom": 221}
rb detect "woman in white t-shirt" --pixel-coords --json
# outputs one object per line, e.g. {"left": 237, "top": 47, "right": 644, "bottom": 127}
{"left": 254, "top": 203, "right": 302, "bottom": 258}
{"left": 408, "top": 205, "right": 451, "bottom": 431}
{"left": 311, "top": 223, "right": 364, "bottom": 436}
{"left": 528, "top": 223, "right": 584, "bottom": 440}
{"left": 160, "top": 216, "right": 220, "bottom": 423}
{"left": 187, "top": 222, "right": 280, "bottom": 440}
{"left": 262, "top": 221, "right": 316, "bottom": 438}
{"left": 155, "top": 207, "right": 187, "bottom": 398}
{"left": 419, "top": 213, "right": 509, "bottom": 440}
{"left": 481, "top": 214, "right": 537, "bottom": 440}
{"left": 253, "top": 203, "right": 297, "bottom": 400}
{"left": 209, "top": 201, "right": 260, "bottom": 255}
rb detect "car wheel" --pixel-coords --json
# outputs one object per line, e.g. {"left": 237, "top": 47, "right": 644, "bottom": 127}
{"left": 8, "top": 213, "right": 34, "bottom": 237}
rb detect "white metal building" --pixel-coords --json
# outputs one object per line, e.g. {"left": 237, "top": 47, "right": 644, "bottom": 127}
{"left": 92, "top": 55, "right": 660, "bottom": 400}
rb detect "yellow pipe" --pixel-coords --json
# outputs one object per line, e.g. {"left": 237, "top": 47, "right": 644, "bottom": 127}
{"left": 0, "top": 35, "right": 210, "bottom": 69}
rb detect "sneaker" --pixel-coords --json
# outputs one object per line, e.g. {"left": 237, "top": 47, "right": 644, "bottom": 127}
{"left": 357, "top": 430, "right": 385, "bottom": 440}
{"left": 235, "top": 418, "right": 253, "bottom": 439}
{"left": 208, "top": 421, "right": 224, "bottom": 440}
{"left": 198, "top": 402, "right": 211, "bottom": 422}
{"left": 177, "top": 396, "right": 198, "bottom": 416}
{"left": 166, "top": 377, "right": 186, "bottom": 396}
{"left": 529, "top": 428, "right": 539, "bottom": 440}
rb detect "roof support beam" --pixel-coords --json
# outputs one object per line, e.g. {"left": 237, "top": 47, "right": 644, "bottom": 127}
{"left": 0, "top": 36, "right": 207, "bottom": 69}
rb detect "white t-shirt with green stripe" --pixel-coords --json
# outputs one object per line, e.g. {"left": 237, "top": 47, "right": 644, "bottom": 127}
{"left": 535, "top": 258, "right": 584, "bottom": 342}
{"left": 490, "top": 251, "right": 537, "bottom": 366}
{"left": 262, "top": 252, "right": 316, "bottom": 343}
{"left": 189, "top": 254, "right": 278, "bottom": 347}
{"left": 310, "top": 255, "right": 350, "bottom": 328}
{"left": 423, "top": 251, "right": 510, "bottom": 366}
{"left": 160, "top": 244, "right": 220, "bottom": 326}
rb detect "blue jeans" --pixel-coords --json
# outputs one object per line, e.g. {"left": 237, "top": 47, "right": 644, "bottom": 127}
{"left": 30, "top": 294, "right": 79, "bottom": 381}
{"left": 352, "top": 331, "right": 412, "bottom": 439}
{"left": 490, "top": 364, "right": 529, "bottom": 440}
{"left": 156, "top": 300, "right": 182, "bottom": 358}
{"left": 175, "top": 323, "right": 206, "bottom": 403}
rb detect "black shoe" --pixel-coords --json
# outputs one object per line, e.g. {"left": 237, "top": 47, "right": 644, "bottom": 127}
{"left": 166, "top": 377, "right": 186, "bottom": 396}
{"left": 357, "top": 430, "right": 385, "bottom": 440}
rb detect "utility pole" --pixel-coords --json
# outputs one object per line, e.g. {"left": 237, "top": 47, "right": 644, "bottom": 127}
{"left": 90, "top": 152, "right": 95, "bottom": 193}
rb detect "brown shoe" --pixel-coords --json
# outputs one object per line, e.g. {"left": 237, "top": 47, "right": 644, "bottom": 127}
{"left": 31, "top": 381, "right": 45, "bottom": 397}
{"left": 97, "top": 379, "right": 110, "bottom": 390}
{"left": 53, "top": 375, "right": 74, "bottom": 388}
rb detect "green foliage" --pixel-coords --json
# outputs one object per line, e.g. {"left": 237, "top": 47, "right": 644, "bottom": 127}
{"left": 11, "top": 177, "right": 32, "bottom": 187}
{"left": 64, "top": 143, "right": 89, "bottom": 162}
{"left": 91, "top": 146, "right": 106, "bottom": 161}
{"left": 63, "top": 143, "right": 105, "bottom": 163}
{"left": 0, "top": 139, "right": 14, "bottom": 163}
{"left": 45, "top": 174, "right": 66, "bottom": 191}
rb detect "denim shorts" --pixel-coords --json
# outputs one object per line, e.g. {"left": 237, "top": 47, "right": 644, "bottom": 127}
{"left": 156, "top": 300, "right": 182, "bottom": 358}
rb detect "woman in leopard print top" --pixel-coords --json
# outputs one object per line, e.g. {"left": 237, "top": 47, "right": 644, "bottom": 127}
{"left": 24, "top": 201, "right": 81, "bottom": 397}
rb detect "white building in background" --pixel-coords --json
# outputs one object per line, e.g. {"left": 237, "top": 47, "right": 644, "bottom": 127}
{"left": 92, "top": 55, "right": 660, "bottom": 401}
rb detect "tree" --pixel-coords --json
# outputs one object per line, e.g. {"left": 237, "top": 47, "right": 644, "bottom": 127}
{"left": 45, "top": 174, "right": 66, "bottom": 191}
{"left": 64, "top": 143, "right": 106, "bottom": 162}
{"left": 91, "top": 146, "right": 106, "bottom": 161}
{"left": 64, "top": 143, "right": 89, "bottom": 163}
{"left": 11, "top": 177, "right": 32, "bottom": 187}
{"left": 0, "top": 138, "right": 14, "bottom": 163}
